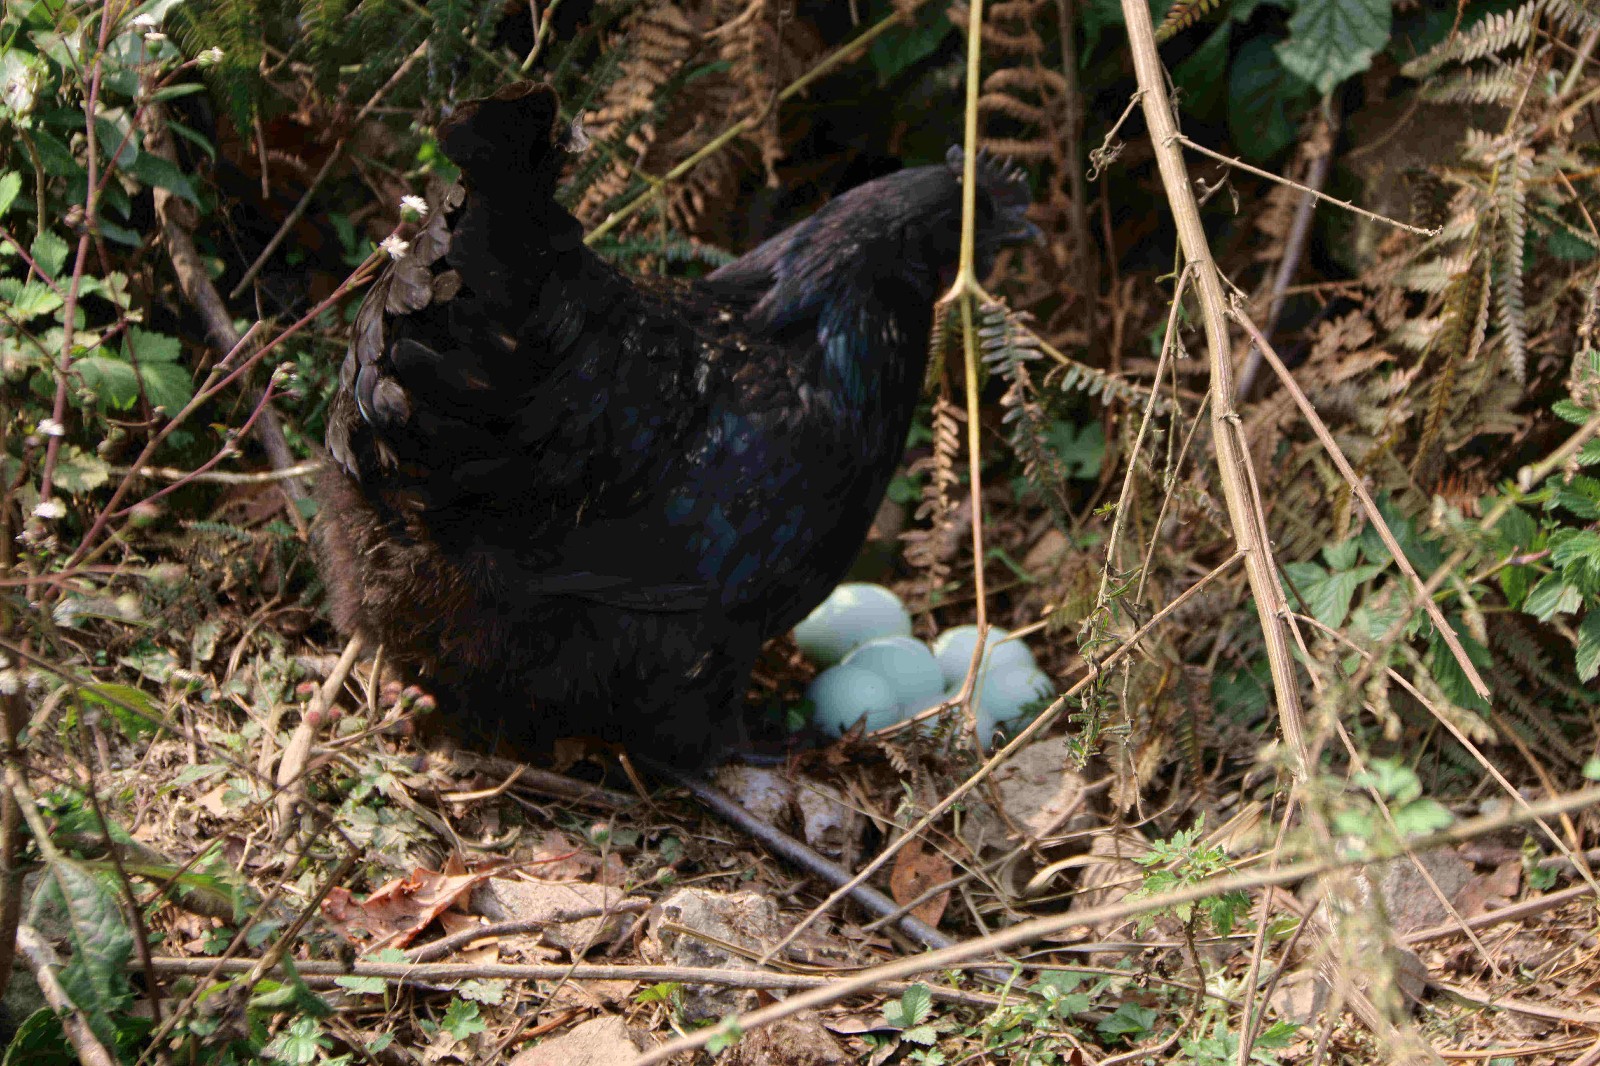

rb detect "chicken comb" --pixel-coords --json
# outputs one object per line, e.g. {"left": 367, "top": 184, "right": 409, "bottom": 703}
{"left": 943, "top": 145, "right": 1030, "bottom": 189}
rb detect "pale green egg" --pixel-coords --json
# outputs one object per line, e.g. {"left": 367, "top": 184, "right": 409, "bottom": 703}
{"left": 807, "top": 664, "right": 904, "bottom": 736}
{"left": 842, "top": 636, "right": 944, "bottom": 708}
{"left": 930, "top": 624, "right": 1035, "bottom": 687}
{"left": 793, "top": 583, "right": 913, "bottom": 666}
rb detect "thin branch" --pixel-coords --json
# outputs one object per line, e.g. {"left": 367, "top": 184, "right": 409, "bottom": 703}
{"left": 1175, "top": 133, "right": 1437, "bottom": 237}
{"left": 1119, "top": 0, "right": 1310, "bottom": 776}
{"left": 1233, "top": 308, "right": 1492, "bottom": 702}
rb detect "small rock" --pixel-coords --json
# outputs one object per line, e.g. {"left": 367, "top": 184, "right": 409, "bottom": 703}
{"left": 474, "top": 879, "right": 643, "bottom": 957}
{"left": 795, "top": 778, "right": 853, "bottom": 857}
{"left": 649, "top": 888, "right": 781, "bottom": 1021}
{"left": 715, "top": 766, "right": 796, "bottom": 827}
{"left": 509, "top": 1016, "right": 647, "bottom": 1066}
{"left": 993, "top": 736, "right": 1096, "bottom": 840}
{"left": 725, "top": 1011, "right": 848, "bottom": 1066}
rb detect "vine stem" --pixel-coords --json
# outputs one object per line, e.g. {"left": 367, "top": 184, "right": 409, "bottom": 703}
{"left": 1117, "top": 0, "right": 1310, "bottom": 778}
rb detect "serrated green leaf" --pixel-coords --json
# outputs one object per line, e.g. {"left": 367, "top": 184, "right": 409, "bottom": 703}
{"left": 137, "top": 360, "right": 194, "bottom": 413}
{"left": 123, "top": 327, "right": 183, "bottom": 362}
{"left": 1576, "top": 612, "right": 1600, "bottom": 682}
{"left": 30, "top": 231, "right": 69, "bottom": 278}
{"left": 33, "top": 860, "right": 134, "bottom": 1050}
{"left": 51, "top": 446, "right": 110, "bottom": 493}
{"left": 1274, "top": 0, "right": 1391, "bottom": 95}
{"left": 898, "top": 982, "right": 933, "bottom": 1027}
{"left": 1552, "top": 399, "right": 1593, "bottom": 425}
{"left": 0, "top": 172, "right": 23, "bottom": 217}
{"left": 0, "top": 277, "right": 65, "bottom": 319}
{"left": 74, "top": 355, "right": 142, "bottom": 409}
{"left": 1524, "top": 574, "right": 1583, "bottom": 621}
{"left": 1394, "top": 798, "right": 1455, "bottom": 837}
{"left": 901, "top": 1025, "right": 938, "bottom": 1045}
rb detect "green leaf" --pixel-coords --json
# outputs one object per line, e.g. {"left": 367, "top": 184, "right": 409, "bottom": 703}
{"left": 0, "top": 1008, "right": 74, "bottom": 1066}
{"left": 898, "top": 983, "right": 933, "bottom": 1028}
{"left": 30, "top": 231, "right": 69, "bottom": 278}
{"left": 74, "top": 355, "right": 143, "bottom": 409}
{"left": 51, "top": 446, "right": 110, "bottom": 494}
{"left": 1525, "top": 574, "right": 1584, "bottom": 621}
{"left": 32, "top": 860, "right": 134, "bottom": 1050}
{"left": 78, "top": 682, "right": 160, "bottom": 737}
{"left": 1274, "top": 0, "right": 1391, "bottom": 95}
{"left": 334, "top": 974, "right": 389, "bottom": 994}
{"left": 1323, "top": 538, "right": 1361, "bottom": 570}
{"left": 869, "top": 5, "right": 952, "bottom": 85}
{"left": 1172, "top": 23, "right": 1233, "bottom": 118}
{"left": 138, "top": 361, "right": 195, "bottom": 413}
{"left": 126, "top": 151, "right": 199, "bottom": 204}
{"left": 1393, "top": 798, "right": 1455, "bottom": 837}
{"left": 1229, "top": 37, "right": 1315, "bottom": 160}
{"left": 123, "top": 328, "right": 183, "bottom": 362}
{"left": 1552, "top": 399, "right": 1593, "bottom": 426}
{"left": 440, "top": 999, "right": 487, "bottom": 1040}
{"left": 901, "top": 1025, "right": 938, "bottom": 1046}
{"left": 0, "top": 278, "right": 64, "bottom": 319}
{"left": 1577, "top": 612, "right": 1600, "bottom": 683}
{"left": 0, "top": 172, "right": 22, "bottom": 217}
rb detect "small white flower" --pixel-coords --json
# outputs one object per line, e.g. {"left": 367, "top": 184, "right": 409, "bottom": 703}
{"left": 36, "top": 418, "right": 65, "bottom": 437}
{"left": 379, "top": 235, "right": 410, "bottom": 260}
{"left": 399, "top": 195, "right": 429, "bottom": 219}
{"left": 131, "top": 13, "right": 159, "bottom": 29}
{"left": 144, "top": 30, "right": 167, "bottom": 42}
{"left": 33, "top": 498, "right": 66, "bottom": 521}
{"left": 197, "top": 47, "right": 225, "bottom": 67}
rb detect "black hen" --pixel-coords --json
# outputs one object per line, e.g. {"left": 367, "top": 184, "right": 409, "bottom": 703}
{"left": 316, "top": 83, "right": 1035, "bottom": 766}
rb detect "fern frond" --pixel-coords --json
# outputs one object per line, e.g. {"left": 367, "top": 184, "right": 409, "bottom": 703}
{"left": 1493, "top": 146, "right": 1533, "bottom": 383}
{"left": 978, "top": 301, "right": 1074, "bottom": 523}
{"left": 1420, "top": 66, "right": 1533, "bottom": 105}
{"left": 1156, "top": 0, "right": 1227, "bottom": 41}
{"left": 1402, "top": 6, "right": 1536, "bottom": 78}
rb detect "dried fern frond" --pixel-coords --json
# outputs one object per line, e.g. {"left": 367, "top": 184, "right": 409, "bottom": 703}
{"left": 1156, "top": 0, "right": 1227, "bottom": 41}
{"left": 978, "top": 301, "right": 1075, "bottom": 523}
{"left": 901, "top": 395, "right": 966, "bottom": 608}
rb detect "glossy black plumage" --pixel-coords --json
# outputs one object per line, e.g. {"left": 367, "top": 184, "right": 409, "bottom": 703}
{"left": 315, "top": 82, "right": 1035, "bottom": 766}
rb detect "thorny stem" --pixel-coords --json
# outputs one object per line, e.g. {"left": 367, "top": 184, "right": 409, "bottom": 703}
{"left": 1118, "top": 0, "right": 1310, "bottom": 778}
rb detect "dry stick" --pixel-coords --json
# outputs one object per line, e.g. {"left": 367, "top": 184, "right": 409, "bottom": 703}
{"left": 1234, "top": 309, "right": 1493, "bottom": 703}
{"left": 141, "top": 104, "right": 306, "bottom": 500}
{"left": 1403, "top": 882, "right": 1596, "bottom": 945}
{"left": 585, "top": 0, "right": 931, "bottom": 244}
{"left": 1118, "top": 0, "right": 1310, "bottom": 774}
{"left": 275, "top": 633, "right": 365, "bottom": 827}
{"left": 16, "top": 925, "right": 117, "bottom": 1066}
{"left": 632, "top": 789, "right": 1600, "bottom": 1066}
{"left": 148, "top": 955, "right": 1005, "bottom": 1008}
{"left": 1234, "top": 107, "right": 1339, "bottom": 401}
{"left": 112, "top": 459, "right": 322, "bottom": 484}
{"left": 228, "top": 42, "right": 428, "bottom": 300}
{"left": 756, "top": 551, "right": 1245, "bottom": 967}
